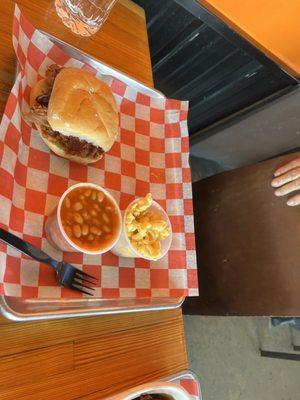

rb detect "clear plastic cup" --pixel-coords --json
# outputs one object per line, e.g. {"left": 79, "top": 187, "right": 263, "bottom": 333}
{"left": 45, "top": 183, "right": 121, "bottom": 254}
{"left": 55, "top": 0, "right": 117, "bottom": 37}
{"left": 111, "top": 198, "right": 172, "bottom": 261}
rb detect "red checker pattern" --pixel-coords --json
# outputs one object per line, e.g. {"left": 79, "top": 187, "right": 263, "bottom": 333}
{"left": 136, "top": 289, "right": 151, "bottom": 297}
{"left": 179, "top": 378, "right": 200, "bottom": 398}
{"left": 186, "top": 233, "right": 196, "bottom": 251}
{"left": 120, "top": 129, "right": 135, "bottom": 146}
{"left": 169, "top": 251, "right": 187, "bottom": 269}
{"left": 150, "top": 108, "right": 165, "bottom": 124}
{"left": 0, "top": 169, "right": 14, "bottom": 198}
{"left": 9, "top": 205, "right": 25, "bottom": 232}
{"left": 102, "top": 288, "right": 120, "bottom": 298}
{"left": 20, "top": 118, "right": 32, "bottom": 146}
{"left": 47, "top": 174, "right": 68, "bottom": 196}
{"left": 105, "top": 172, "right": 121, "bottom": 191}
{"left": 27, "top": 42, "right": 46, "bottom": 71}
{"left": 150, "top": 270, "right": 169, "bottom": 289}
{"left": 121, "top": 159, "right": 136, "bottom": 177}
{"left": 4, "top": 256, "right": 21, "bottom": 284}
{"left": 166, "top": 183, "right": 183, "bottom": 199}
{"left": 121, "top": 99, "right": 136, "bottom": 116}
{"left": 24, "top": 189, "right": 47, "bottom": 214}
{"left": 14, "top": 160, "right": 27, "bottom": 187}
{"left": 150, "top": 167, "right": 165, "bottom": 183}
{"left": 136, "top": 93, "right": 151, "bottom": 106}
{"left": 135, "top": 119, "right": 150, "bottom": 135}
{"left": 135, "top": 180, "right": 150, "bottom": 197}
{"left": 187, "top": 270, "right": 198, "bottom": 288}
{"left": 184, "top": 199, "right": 194, "bottom": 215}
{"left": 165, "top": 123, "right": 181, "bottom": 138}
{"left": 16, "top": 46, "right": 26, "bottom": 71}
{"left": 21, "top": 286, "right": 39, "bottom": 298}
{"left": 28, "top": 148, "right": 50, "bottom": 172}
{"left": 166, "top": 153, "right": 182, "bottom": 168}
{"left": 110, "top": 79, "right": 126, "bottom": 96}
{"left": 48, "top": 46, "right": 71, "bottom": 66}
{"left": 4, "top": 94, "right": 18, "bottom": 120}
{"left": 12, "top": 16, "right": 19, "bottom": 38}
{"left": 101, "top": 252, "right": 119, "bottom": 267}
{"left": 136, "top": 148, "right": 149, "bottom": 166}
{"left": 0, "top": 5, "right": 198, "bottom": 299}
{"left": 119, "top": 268, "right": 135, "bottom": 288}
{"left": 182, "top": 167, "right": 191, "bottom": 182}
{"left": 68, "top": 163, "right": 88, "bottom": 182}
{"left": 150, "top": 137, "right": 165, "bottom": 153}
{"left": 19, "top": 13, "right": 34, "bottom": 39}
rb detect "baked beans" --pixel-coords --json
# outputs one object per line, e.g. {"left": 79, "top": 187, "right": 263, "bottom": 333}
{"left": 61, "top": 187, "right": 120, "bottom": 251}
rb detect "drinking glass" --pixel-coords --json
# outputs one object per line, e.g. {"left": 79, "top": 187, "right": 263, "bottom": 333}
{"left": 55, "top": 0, "right": 117, "bottom": 37}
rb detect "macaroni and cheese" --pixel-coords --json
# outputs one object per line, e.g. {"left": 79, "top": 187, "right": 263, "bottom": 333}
{"left": 125, "top": 193, "right": 171, "bottom": 259}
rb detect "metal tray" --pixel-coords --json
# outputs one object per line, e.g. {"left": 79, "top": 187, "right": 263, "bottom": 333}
{"left": 0, "top": 32, "right": 183, "bottom": 321}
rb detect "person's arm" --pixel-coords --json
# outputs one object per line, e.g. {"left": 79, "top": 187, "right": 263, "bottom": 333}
{"left": 271, "top": 157, "right": 300, "bottom": 206}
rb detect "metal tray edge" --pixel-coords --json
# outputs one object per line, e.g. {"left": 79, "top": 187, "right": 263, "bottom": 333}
{"left": 0, "top": 295, "right": 184, "bottom": 321}
{"left": 42, "top": 31, "right": 166, "bottom": 99}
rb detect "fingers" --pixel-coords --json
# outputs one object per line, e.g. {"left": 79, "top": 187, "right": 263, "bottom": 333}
{"left": 287, "top": 193, "right": 300, "bottom": 206}
{"left": 271, "top": 166, "right": 300, "bottom": 188}
{"left": 273, "top": 158, "right": 300, "bottom": 177}
{"left": 274, "top": 178, "right": 300, "bottom": 196}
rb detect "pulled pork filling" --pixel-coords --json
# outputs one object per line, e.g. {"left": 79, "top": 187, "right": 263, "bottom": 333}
{"left": 25, "top": 64, "right": 104, "bottom": 160}
{"left": 41, "top": 126, "right": 104, "bottom": 159}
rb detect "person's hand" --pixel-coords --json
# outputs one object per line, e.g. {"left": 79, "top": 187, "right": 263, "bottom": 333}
{"left": 271, "top": 157, "right": 300, "bottom": 206}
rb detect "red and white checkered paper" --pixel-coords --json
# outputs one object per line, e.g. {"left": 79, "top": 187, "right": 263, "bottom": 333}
{"left": 174, "top": 374, "right": 201, "bottom": 400}
{"left": 0, "top": 4, "right": 198, "bottom": 299}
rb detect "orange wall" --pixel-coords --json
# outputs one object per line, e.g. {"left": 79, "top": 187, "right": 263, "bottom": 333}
{"left": 199, "top": 0, "right": 300, "bottom": 76}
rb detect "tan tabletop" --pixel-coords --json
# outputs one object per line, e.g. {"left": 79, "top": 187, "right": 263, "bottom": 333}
{"left": 0, "top": 0, "right": 153, "bottom": 116}
{"left": 0, "top": 1, "right": 188, "bottom": 399}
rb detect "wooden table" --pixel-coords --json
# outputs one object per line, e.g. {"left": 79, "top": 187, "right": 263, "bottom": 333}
{"left": 0, "top": 0, "right": 153, "bottom": 116}
{"left": 0, "top": 1, "right": 188, "bottom": 398}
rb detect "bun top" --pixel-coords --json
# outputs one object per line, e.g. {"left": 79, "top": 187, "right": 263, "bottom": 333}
{"left": 47, "top": 68, "right": 119, "bottom": 152}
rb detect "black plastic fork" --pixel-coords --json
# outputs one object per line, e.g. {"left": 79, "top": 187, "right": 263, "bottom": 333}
{"left": 0, "top": 228, "right": 97, "bottom": 295}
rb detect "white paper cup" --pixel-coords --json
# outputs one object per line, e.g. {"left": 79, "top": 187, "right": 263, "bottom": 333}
{"left": 111, "top": 198, "right": 172, "bottom": 260}
{"left": 44, "top": 183, "right": 122, "bottom": 254}
{"left": 109, "top": 381, "right": 191, "bottom": 400}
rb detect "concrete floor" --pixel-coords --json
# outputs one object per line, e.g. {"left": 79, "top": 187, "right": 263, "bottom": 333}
{"left": 184, "top": 316, "right": 300, "bottom": 400}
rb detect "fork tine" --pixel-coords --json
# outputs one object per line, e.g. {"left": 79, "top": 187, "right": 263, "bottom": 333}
{"left": 73, "top": 278, "right": 96, "bottom": 291}
{"left": 74, "top": 269, "right": 98, "bottom": 281}
{"left": 74, "top": 272, "right": 98, "bottom": 286}
{"left": 70, "top": 284, "right": 94, "bottom": 296}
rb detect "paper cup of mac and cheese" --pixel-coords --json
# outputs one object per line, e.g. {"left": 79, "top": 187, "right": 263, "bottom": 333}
{"left": 111, "top": 194, "right": 172, "bottom": 261}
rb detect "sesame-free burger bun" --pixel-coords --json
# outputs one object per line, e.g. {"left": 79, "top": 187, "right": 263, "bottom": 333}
{"left": 30, "top": 78, "right": 104, "bottom": 164}
{"left": 47, "top": 68, "right": 119, "bottom": 153}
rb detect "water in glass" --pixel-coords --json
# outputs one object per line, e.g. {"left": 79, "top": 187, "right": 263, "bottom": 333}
{"left": 55, "top": 0, "right": 117, "bottom": 37}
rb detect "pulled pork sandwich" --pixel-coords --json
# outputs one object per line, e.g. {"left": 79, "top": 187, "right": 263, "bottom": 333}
{"left": 25, "top": 64, "right": 118, "bottom": 164}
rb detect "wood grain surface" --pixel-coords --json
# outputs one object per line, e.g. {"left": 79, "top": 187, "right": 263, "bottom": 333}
{"left": 0, "top": 0, "right": 153, "bottom": 117}
{"left": 0, "top": 1, "right": 187, "bottom": 398}
{"left": 0, "top": 309, "right": 187, "bottom": 399}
